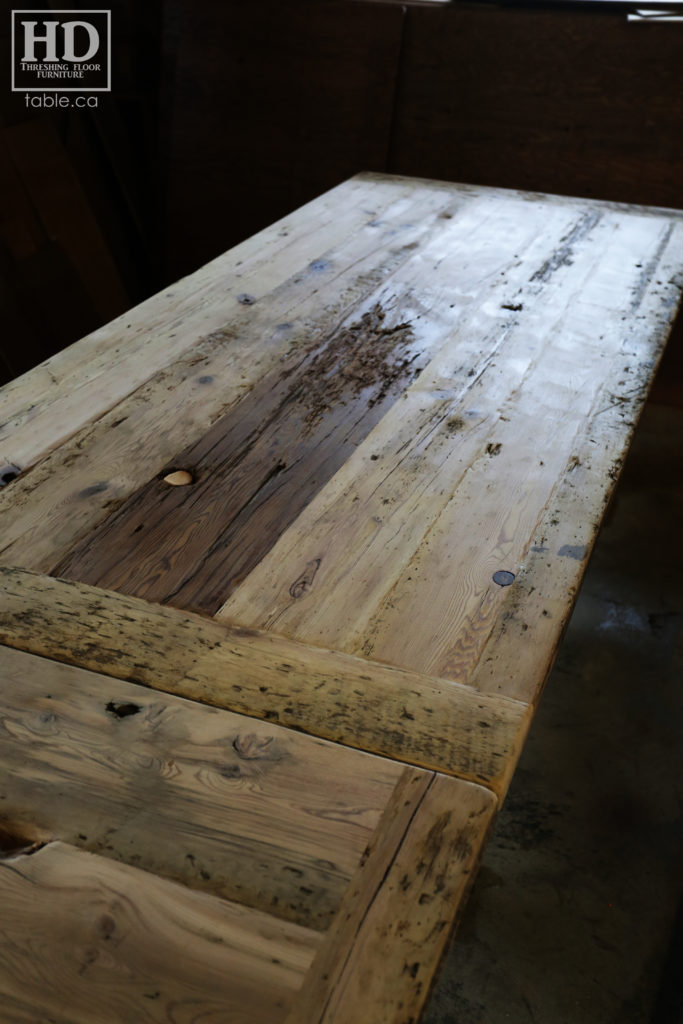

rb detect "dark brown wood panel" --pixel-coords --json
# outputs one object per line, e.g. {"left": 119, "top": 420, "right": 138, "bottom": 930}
{"left": 53, "top": 300, "right": 430, "bottom": 613}
{"left": 391, "top": 6, "right": 683, "bottom": 211}
{"left": 162, "top": 0, "right": 405, "bottom": 278}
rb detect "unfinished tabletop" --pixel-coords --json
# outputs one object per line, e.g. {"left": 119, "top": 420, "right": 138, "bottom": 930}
{"left": 1, "top": 172, "right": 683, "bottom": 1023}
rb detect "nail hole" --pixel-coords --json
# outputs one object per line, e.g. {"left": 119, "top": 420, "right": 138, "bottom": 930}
{"left": 106, "top": 701, "right": 141, "bottom": 720}
{"left": 0, "top": 825, "right": 47, "bottom": 858}
{"left": 0, "top": 464, "right": 21, "bottom": 486}
{"left": 237, "top": 293, "right": 256, "bottom": 305}
{"left": 493, "top": 570, "right": 516, "bottom": 587}
{"left": 163, "top": 470, "right": 194, "bottom": 486}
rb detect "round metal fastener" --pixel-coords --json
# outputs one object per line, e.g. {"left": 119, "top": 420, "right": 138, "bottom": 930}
{"left": 492, "top": 570, "right": 516, "bottom": 587}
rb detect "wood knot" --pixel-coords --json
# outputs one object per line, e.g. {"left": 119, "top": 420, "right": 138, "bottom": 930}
{"left": 289, "top": 558, "right": 321, "bottom": 599}
{"left": 233, "top": 734, "right": 276, "bottom": 760}
{"left": 98, "top": 914, "right": 116, "bottom": 940}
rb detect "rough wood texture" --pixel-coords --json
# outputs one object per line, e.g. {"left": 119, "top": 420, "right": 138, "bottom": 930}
{"left": 214, "top": 185, "right": 683, "bottom": 703}
{"left": 2, "top": 173, "right": 683, "bottom": 1024}
{"left": 0, "top": 174, "right": 453, "bottom": 477}
{"left": 52, "top": 302, "right": 435, "bottom": 613}
{"left": 0, "top": 644, "right": 403, "bottom": 930}
{"left": 0, "top": 568, "right": 529, "bottom": 793}
{"left": 0, "top": 842, "right": 320, "bottom": 1024}
{"left": 287, "top": 769, "right": 496, "bottom": 1024}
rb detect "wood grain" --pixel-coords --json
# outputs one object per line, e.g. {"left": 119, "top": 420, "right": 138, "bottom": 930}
{"left": 0, "top": 644, "right": 404, "bottom": 930}
{"left": 0, "top": 183, "right": 465, "bottom": 576}
{"left": 47, "top": 186, "right": 608, "bottom": 615}
{"left": 0, "top": 173, "right": 455, "bottom": 475}
{"left": 217, "top": 192, "right": 683, "bottom": 700}
{"left": 0, "top": 842, "right": 320, "bottom": 1024}
{"left": 0, "top": 568, "right": 529, "bottom": 794}
{"left": 287, "top": 769, "right": 496, "bottom": 1024}
{"left": 2, "top": 174, "right": 683, "bottom": 1024}
{"left": 52, "top": 302, "right": 433, "bottom": 613}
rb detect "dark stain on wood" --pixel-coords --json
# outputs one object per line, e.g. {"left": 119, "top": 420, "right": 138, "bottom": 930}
{"left": 105, "top": 700, "right": 142, "bottom": 719}
{"left": 530, "top": 211, "right": 602, "bottom": 285}
{"left": 557, "top": 544, "right": 587, "bottom": 561}
{"left": 0, "top": 824, "right": 47, "bottom": 858}
{"left": 53, "top": 303, "right": 424, "bottom": 614}
{"left": 630, "top": 222, "right": 674, "bottom": 312}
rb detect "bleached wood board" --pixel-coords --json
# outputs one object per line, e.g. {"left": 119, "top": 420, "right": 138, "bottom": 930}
{"left": 0, "top": 568, "right": 529, "bottom": 794}
{"left": 0, "top": 644, "right": 406, "bottom": 930}
{"left": 0, "top": 178, "right": 679, "bottom": 718}
{"left": 0, "top": 174, "right": 463, "bottom": 475}
{"left": 2, "top": 174, "right": 683, "bottom": 1024}
{"left": 1, "top": 179, "right": 677, "bottom": 607}
{"left": 215, "top": 197, "right": 683, "bottom": 702}
{"left": 287, "top": 769, "right": 496, "bottom": 1024}
{"left": 0, "top": 841, "right": 321, "bottom": 1024}
{"left": 3, "top": 173, "right": 679, "bottom": 477}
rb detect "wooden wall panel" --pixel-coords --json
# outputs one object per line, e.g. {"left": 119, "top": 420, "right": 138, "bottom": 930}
{"left": 391, "top": 6, "right": 683, "bottom": 211}
{"left": 162, "top": 0, "right": 405, "bottom": 278}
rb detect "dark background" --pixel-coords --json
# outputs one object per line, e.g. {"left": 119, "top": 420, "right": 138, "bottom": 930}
{"left": 1, "top": 0, "right": 682, "bottom": 400}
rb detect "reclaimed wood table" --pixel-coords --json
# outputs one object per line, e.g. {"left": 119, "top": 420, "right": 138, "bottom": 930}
{"left": 1, "top": 173, "right": 682, "bottom": 1024}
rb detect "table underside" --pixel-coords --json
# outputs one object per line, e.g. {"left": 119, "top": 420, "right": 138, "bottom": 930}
{"left": 1, "top": 173, "right": 682, "bottom": 1023}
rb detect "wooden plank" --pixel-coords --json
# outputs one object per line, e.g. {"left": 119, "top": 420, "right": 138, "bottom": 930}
{"left": 0, "top": 644, "right": 405, "bottom": 930}
{"left": 0, "top": 181, "right": 467, "bottom": 570}
{"left": 0, "top": 842, "right": 320, "bottom": 1024}
{"left": 0, "top": 173, "right": 455, "bottom": 473}
{"left": 287, "top": 769, "right": 496, "bottom": 1024}
{"left": 0, "top": 568, "right": 530, "bottom": 794}
{"left": 52, "top": 301, "right": 437, "bottom": 613}
{"left": 2, "top": 181, "right": 644, "bottom": 579}
{"left": 163, "top": 0, "right": 405, "bottom": 278}
{"left": 217, "top": 193, "right": 683, "bottom": 702}
{"left": 392, "top": 6, "right": 683, "bottom": 212}
{"left": 459, "top": 367, "right": 664, "bottom": 705}
{"left": 60, "top": 187, "right": 673, "bottom": 617}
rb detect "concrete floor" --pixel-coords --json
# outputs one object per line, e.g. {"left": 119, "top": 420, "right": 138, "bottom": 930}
{"left": 424, "top": 401, "right": 683, "bottom": 1024}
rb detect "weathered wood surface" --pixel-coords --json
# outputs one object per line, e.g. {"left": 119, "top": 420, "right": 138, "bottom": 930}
{"left": 287, "top": 769, "right": 496, "bottom": 1024}
{"left": 0, "top": 568, "right": 529, "bottom": 794}
{"left": 0, "top": 173, "right": 457, "bottom": 480}
{"left": 0, "top": 644, "right": 404, "bottom": 930}
{"left": 217, "top": 197, "right": 683, "bottom": 702}
{"left": 0, "top": 842, "right": 320, "bottom": 1024}
{"left": 2, "top": 173, "right": 683, "bottom": 1024}
{"left": 3, "top": 180, "right": 680, "bottom": 623}
{"left": 53, "top": 301, "right": 433, "bottom": 613}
